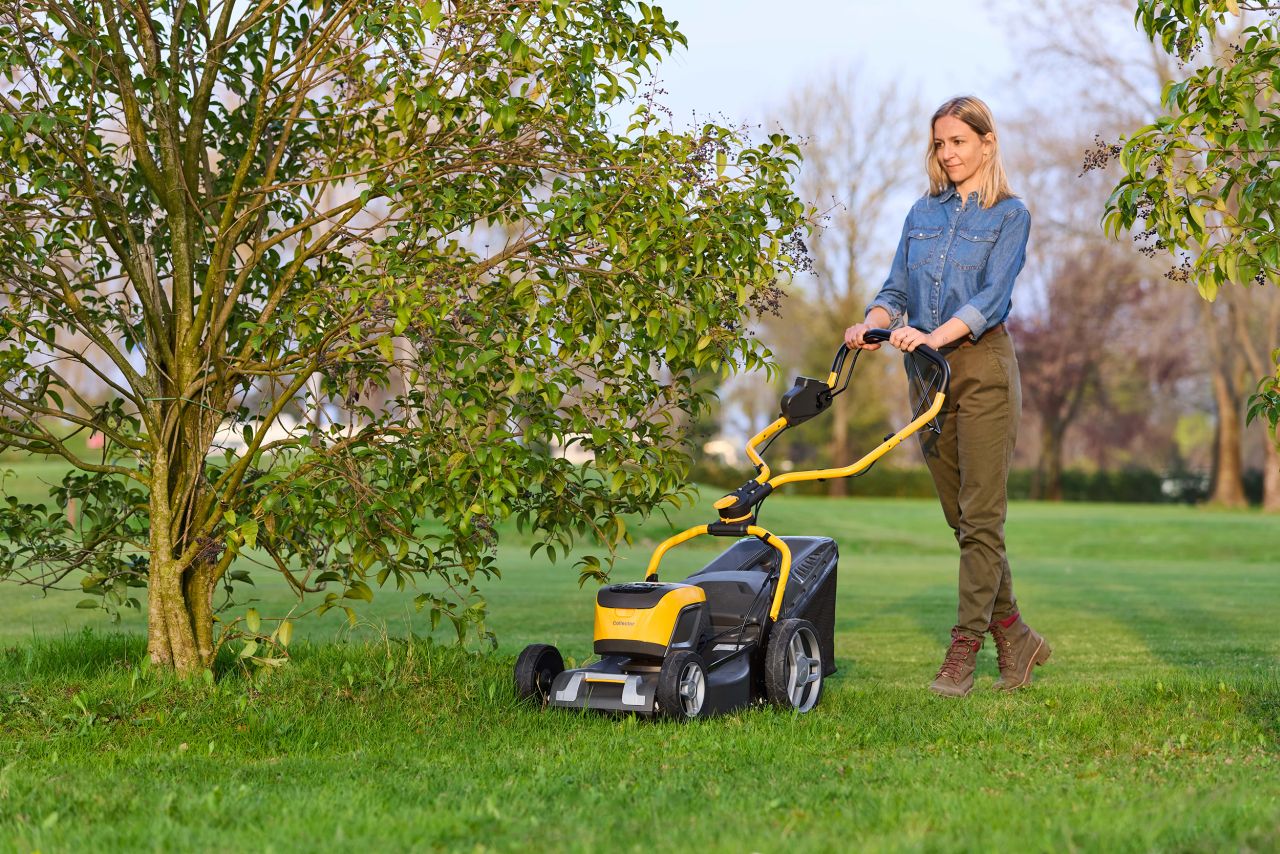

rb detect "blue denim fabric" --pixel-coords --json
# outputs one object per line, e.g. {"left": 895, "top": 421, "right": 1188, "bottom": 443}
{"left": 866, "top": 187, "right": 1030, "bottom": 340}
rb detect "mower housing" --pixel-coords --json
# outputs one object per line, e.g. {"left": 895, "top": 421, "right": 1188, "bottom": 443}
{"left": 546, "top": 536, "right": 838, "bottom": 716}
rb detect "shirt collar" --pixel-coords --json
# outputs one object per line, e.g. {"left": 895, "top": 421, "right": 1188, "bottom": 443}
{"left": 938, "top": 185, "right": 980, "bottom": 206}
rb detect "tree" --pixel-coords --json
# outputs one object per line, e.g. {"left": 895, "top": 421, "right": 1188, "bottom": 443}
{"left": 0, "top": 0, "right": 809, "bottom": 674}
{"left": 1231, "top": 282, "right": 1280, "bottom": 508}
{"left": 1010, "top": 253, "right": 1151, "bottom": 499}
{"left": 997, "top": 101, "right": 1172, "bottom": 500}
{"left": 1007, "top": 0, "right": 1269, "bottom": 505}
{"left": 763, "top": 69, "right": 917, "bottom": 495}
{"left": 1106, "top": 0, "right": 1280, "bottom": 501}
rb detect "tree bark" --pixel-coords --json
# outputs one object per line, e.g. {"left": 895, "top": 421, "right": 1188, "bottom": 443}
{"left": 1202, "top": 301, "right": 1248, "bottom": 507}
{"left": 146, "top": 448, "right": 208, "bottom": 675}
{"left": 1207, "top": 368, "right": 1248, "bottom": 507}
{"left": 1230, "top": 285, "right": 1280, "bottom": 512}
{"left": 1036, "top": 418, "right": 1065, "bottom": 501}
{"left": 146, "top": 573, "right": 173, "bottom": 667}
{"left": 828, "top": 390, "right": 849, "bottom": 498}
{"left": 1264, "top": 423, "right": 1280, "bottom": 513}
{"left": 185, "top": 564, "right": 218, "bottom": 665}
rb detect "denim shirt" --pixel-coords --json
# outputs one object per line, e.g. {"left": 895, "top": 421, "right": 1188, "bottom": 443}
{"left": 866, "top": 187, "right": 1030, "bottom": 340}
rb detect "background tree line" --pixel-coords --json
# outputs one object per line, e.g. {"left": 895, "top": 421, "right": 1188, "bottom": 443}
{"left": 693, "top": 0, "right": 1279, "bottom": 511}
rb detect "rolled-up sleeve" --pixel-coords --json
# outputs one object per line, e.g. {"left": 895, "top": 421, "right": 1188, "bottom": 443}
{"left": 954, "top": 206, "right": 1030, "bottom": 340}
{"left": 865, "top": 217, "right": 911, "bottom": 329}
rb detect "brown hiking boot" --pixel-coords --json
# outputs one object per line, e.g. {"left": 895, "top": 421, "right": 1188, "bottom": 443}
{"left": 989, "top": 612, "right": 1052, "bottom": 690}
{"left": 929, "top": 630, "right": 983, "bottom": 697}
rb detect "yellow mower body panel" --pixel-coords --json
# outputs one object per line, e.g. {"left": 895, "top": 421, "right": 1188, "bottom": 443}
{"left": 593, "top": 583, "right": 706, "bottom": 658}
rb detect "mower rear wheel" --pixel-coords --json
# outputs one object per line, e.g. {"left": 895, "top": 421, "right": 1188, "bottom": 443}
{"left": 514, "top": 643, "right": 564, "bottom": 705}
{"left": 765, "top": 618, "right": 824, "bottom": 712}
{"left": 656, "top": 650, "right": 708, "bottom": 720}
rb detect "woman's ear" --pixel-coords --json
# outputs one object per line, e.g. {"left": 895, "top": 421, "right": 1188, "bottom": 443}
{"left": 983, "top": 133, "right": 996, "bottom": 158}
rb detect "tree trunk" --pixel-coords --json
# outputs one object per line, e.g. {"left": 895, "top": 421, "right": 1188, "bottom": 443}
{"left": 828, "top": 389, "right": 849, "bottom": 498}
{"left": 185, "top": 563, "right": 218, "bottom": 664}
{"left": 1202, "top": 300, "right": 1248, "bottom": 508}
{"left": 1036, "top": 418, "right": 1065, "bottom": 502}
{"left": 146, "top": 448, "right": 212, "bottom": 676}
{"left": 146, "top": 571, "right": 173, "bottom": 668}
{"left": 1229, "top": 285, "right": 1280, "bottom": 513}
{"left": 1264, "top": 422, "right": 1280, "bottom": 513}
{"left": 1207, "top": 359, "right": 1248, "bottom": 508}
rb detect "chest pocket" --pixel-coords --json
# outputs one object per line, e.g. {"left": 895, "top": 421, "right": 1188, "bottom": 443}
{"left": 954, "top": 227, "right": 999, "bottom": 270}
{"left": 906, "top": 227, "right": 941, "bottom": 271}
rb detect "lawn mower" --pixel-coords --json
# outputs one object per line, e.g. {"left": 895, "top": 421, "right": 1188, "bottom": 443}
{"left": 514, "top": 330, "right": 950, "bottom": 719}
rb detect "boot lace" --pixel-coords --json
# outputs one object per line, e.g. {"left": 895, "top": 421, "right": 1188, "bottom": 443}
{"left": 936, "top": 635, "right": 980, "bottom": 679}
{"left": 990, "top": 624, "right": 1014, "bottom": 672}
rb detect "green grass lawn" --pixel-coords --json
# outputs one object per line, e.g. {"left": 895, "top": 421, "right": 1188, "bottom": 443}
{"left": 1, "top": 464, "right": 1278, "bottom": 851}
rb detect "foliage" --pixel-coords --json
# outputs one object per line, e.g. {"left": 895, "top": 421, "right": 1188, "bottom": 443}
{"left": 1105, "top": 0, "right": 1280, "bottom": 433}
{"left": 1246, "top": 351, "right": 1280, "bottom": 429}
{"left": 0, "top": 0, "right": 809, "bottom": 672}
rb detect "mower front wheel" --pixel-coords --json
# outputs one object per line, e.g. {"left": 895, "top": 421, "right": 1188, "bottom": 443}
{"left": 765, "top": 618, "right": 824, "bottom": 712}
{"left": 514, "top": 643, "right": 564, "bottom": 705}
{"left": 656, "top": 650, "right": 708, "bottom": 720}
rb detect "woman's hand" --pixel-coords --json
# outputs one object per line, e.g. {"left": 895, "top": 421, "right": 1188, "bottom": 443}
{"left": 843, "top": 322, "right": 880, "bottom": 351}
{"left": 888, "top": 327, "right": 938, "bottom": 353}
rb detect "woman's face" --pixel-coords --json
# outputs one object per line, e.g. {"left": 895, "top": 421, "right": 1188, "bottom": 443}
{"left": 933, "top": 114, "right": 991, "bottom": 190}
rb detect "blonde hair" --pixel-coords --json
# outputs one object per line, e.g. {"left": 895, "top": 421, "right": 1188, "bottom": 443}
{"left": 925, "top": 96, "right": 1015, "bottom": 209}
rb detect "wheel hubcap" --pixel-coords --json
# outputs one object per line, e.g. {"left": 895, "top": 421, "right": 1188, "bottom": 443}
{"left": 677, "top": 662, "right": 705, "bottom": 716}
{"left": 785, "top": 627, "right": 822, "bottom": 712}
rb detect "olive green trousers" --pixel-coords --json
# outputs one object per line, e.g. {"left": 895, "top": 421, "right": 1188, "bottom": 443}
{"left": 910, "top": 328, "right": 1021, "bottom": 640}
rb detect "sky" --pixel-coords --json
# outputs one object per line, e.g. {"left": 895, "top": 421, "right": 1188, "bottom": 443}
{"left": 644, "top": 1, "right": 1019, "bottom": 127}
{"left": 631, "top": 0, "right": 1038, "bottom": 279}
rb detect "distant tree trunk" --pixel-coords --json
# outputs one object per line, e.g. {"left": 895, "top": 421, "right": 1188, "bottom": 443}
{"left": 1203, "top": 300, "right": 1248, "bottom": 507}
{"left": 828, "top": 390, "right": 849, "bottom": 497}
{"left": 1231, "top": 284, "right": 1280, "bottom": 512}
{"left": 1207, "top": 372, "right": 1248, "bottom": 507}
{"left": 1036, "top": 418, "right": 1066, "bottom": 501}
{"left": 1264, "top": 424, "right": 1280, "bottom": 513}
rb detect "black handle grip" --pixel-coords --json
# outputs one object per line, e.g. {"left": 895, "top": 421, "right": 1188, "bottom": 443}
{"left": 833, "top": 329, "right": 951, "bottom": 392}
{"left": 863, "top": 329, "right": 949, "bottom": 378}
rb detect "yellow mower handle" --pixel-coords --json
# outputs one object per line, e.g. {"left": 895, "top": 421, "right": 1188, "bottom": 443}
{"left": 642, "top": 333, "right": 949, "bottom": 610}
{"left": 645, "top": 525, "right": 794, "bottom": 621}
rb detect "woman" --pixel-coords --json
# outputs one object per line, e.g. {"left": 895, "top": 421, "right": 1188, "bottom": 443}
{"left": 844, "top": 95, "right": 1050, "bottom": 698}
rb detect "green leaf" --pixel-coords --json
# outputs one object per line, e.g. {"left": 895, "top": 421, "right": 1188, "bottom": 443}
{"left": 344, "top": 580, "right": 374, "bottom": 602}
{"left": 246, "top": 608, "right": 261, "bottom": 634}
{"left": 241, "top": 519, "right": 258, "bottom": 549}
{"left": 1188, "top": 202, "right": 1206, "bottom": 232}
{"left": 393, "top": 93, "right": 413, "bottom": 128}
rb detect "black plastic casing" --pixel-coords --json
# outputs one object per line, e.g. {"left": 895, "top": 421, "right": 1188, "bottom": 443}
{"left": 779, "top": 376, "right": 832, "bottom": 426}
